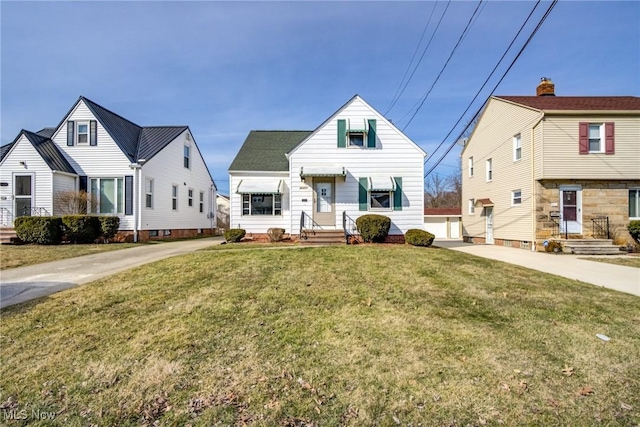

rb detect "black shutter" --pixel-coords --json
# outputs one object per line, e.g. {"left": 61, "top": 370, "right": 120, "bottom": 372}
{"left": 79, "top": 176, "right": 88, "bottom": 192}
{"left": 125, "top": 175, "right": 133, "bottom": 215}
{"left": 89, "top": 120, "right": 97, "bottom": 146}
{"left": 67, "top": 121, "right": 75, "bottom": 146}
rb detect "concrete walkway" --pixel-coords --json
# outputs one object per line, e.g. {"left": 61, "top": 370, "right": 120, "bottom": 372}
{"left": 0, "top": 237, "right": 224, "bottom": 309}
{"left": 434, "top": 240, "right": 640, "bottom": 297}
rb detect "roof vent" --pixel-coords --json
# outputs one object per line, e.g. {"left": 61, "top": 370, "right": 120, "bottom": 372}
{"left": 185, "top": 133, "right": 191, "bottom": 141}
{"left": 536, "top": 77, "right": 555, "bottom": 97}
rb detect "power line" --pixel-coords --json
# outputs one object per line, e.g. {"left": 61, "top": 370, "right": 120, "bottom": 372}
{"left": 385, "top": 1, "right": 447, "bottom": 115}
{"left": 401, "top": 0, "right": 485, "bottom": 131}
{"left": 424, "top": 0, "right": 558, "bottom": 179}
{"left": 423, "top": 0, "right": 542, "bottom": 173}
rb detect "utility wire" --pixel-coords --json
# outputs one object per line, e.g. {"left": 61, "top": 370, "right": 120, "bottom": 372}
{"left": 423, "top": 0, "right": 542, "bottom": 173}
{"left": 385, "top": 1, "right": 452, "bottom": 115}
{"left": 385, "top": 1, "right": 439, "bottom": 114}
{"left": 402, "top": 0, "right": 485, "bottom": 131}
{"left": 424, "top": 0, "right": 558, "bottom": 178}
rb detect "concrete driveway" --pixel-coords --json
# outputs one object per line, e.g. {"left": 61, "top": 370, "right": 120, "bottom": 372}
{"left": 0, "top": 237, "right": 224, "bottom": 309}
{"left": 434, "top": 240, "right": 640, "bottom": 297}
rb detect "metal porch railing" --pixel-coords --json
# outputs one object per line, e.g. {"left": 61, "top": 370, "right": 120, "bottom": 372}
{"left": 591, "top": 216, "right": 610, "bottom": 239}
{"left": 300, "top": 211, "right": 321, "bottom": 240}
{"left": 342, "top": 211, "right": 359, "bottom": 244}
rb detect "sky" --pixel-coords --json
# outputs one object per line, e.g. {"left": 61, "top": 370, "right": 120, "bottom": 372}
{"left": 2, "top": 1, "right": 638, "bottom": 196}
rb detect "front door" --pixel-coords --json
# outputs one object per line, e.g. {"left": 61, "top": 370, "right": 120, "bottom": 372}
{"left": 14, "top": 174, "right": 33, "bottom": 217}
{"left": 314, "top": 178, "right": 335, "bottom": 227}
{"left": 560, "top": 185, "right": 582, "bottom": 234}
{"left": 485, "top": 207, "right": 494, "bottom": 244}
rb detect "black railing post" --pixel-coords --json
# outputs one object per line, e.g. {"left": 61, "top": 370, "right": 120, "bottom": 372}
{"left": 606, "top": 217, "right": 610, "bottom": 239}
{"left": 564, "top": 219, "right": 568, "bottom": 239}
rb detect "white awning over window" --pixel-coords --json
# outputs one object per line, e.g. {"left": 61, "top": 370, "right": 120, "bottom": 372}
{"left": 300, "top": 166, "right": 346, "bottom": 177}
{"left": 369, "top": 176, "right": 396, "bottom": 191}
{"left": 236, "top": 179, "right": 283, "bottom": 195}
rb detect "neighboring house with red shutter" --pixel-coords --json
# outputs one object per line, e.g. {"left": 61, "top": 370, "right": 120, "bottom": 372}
{"left": 228, "top": 95, "right": 427, "bottom": 243}
{"left": 461, "top": 78, "right": 640, "bottom": 252}
{"left": 0, "top": 96, "right": 217, "bottom": 242}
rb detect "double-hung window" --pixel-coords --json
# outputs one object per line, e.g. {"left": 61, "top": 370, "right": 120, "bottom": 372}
{"left": 241, "top": 194, "right": 282, "bottom": 216}
{"left": 77, "top": 122, "right": 89, "bottom": 144}
{"left": 468, "top": 157, "right": 474, "bottom": 177}
{"left": 90, "top": 178, "right": 124, "bottom": 214}
{"left": 172, "top": 185, "right": 178, "bottom": 210}
{"left": 469, "top": 199, "right": 475, "bottom": 215}
{"left": 513, "top": 134, "right": 522, "bottom": 161}
{"left": 145, "top": 178, "right": 154, "bottom": 209}
{"left": 486, "top": 158, "right": 493, "bottom": 182}
{"left": 199, "top": 191, "right": 205, "bottom": 213}
{"left": 184, "top": 145, "right": 191, "bottom": 168}
{"left": 589, "top": 124, "right": 603, "bottom": 152}
{"left": 580, "top": 122, "right": 614, "bottom": 154}
{"left": 630, "top": 189, "right": 640, "bottom": 219}
{"left": 188, "top": 189, "right": 194, "bottom": 207}
{"left": 512, "top": 190, "right": 522, "bottom": 206}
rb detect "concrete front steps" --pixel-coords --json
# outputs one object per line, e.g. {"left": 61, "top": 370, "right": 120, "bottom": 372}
{"left": 0, "top": 226, "right": 18, "bottom": 244}
{"left": 559, "top": 239, "right": 621, "bottom": 255}
{"left": 300, "top": 229, "right": 345, "bottom": 245}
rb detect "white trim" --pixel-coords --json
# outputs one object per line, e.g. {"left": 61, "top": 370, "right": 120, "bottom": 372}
{"left": 236, "top": 179, "right": 283, "bottom": 195}
{"left": 513, "top": 134, "right": 522, "bottom": 161}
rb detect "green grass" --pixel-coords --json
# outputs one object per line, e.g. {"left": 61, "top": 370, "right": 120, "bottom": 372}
{"left": 581, "top": 256, "right": 640, "bottom": 268}
{"left": 1, "top": 246, "right": 639, "bottom": 426}
{"left": 0, "top": 243, "right": 140, "bottom": 270}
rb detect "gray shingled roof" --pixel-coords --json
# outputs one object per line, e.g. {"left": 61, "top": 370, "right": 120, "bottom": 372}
{"left": 22, "top": 131, "right": 77, "bottom": 174}
{"left": 137, "top": 126, "right": 188, "bottom": 161}
{"left": 229, "top": 131, "right": 312, "bottom": 172}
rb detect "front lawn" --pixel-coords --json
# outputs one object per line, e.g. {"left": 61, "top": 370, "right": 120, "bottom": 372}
{"left": 0, "top": 243, "right": 140, "bottom": 270}
{"left": 1, "top": 246, "right": 638, "bottom": 426}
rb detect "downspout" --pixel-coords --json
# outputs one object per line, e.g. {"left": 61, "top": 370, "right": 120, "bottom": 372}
{"left": 530, "top": 112, "right": 544, "bottom": 251}
{"left": 129, "top": 162, "right": 143, "bottom": 243}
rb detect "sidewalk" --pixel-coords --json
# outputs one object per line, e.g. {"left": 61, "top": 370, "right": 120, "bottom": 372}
{"left": 0, "top": 237, "right": 224, "bottom": 308}
{"left": 434, "top": 240, "right": 640, "bottom": 297}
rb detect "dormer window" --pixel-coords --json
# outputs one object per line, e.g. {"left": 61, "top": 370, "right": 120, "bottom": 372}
{"left": 66, "top": 120, "right": 97, "bottom": 146}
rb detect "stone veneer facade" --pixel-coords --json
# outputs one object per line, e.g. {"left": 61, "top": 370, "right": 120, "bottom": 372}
{"left": 535, "top": 179, "right": 639, "bottom": 248}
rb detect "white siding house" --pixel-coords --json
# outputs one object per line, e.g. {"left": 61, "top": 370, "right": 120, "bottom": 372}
{"left": 228, "top": 95, "right": 426, "bottom": 242}
{"left": 0, "top": 96, "right": 216, "bottom": 241}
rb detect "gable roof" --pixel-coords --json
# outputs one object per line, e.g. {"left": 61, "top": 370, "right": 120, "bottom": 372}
{"left": 286, "top": 94, "right": 428, "bottom": 158}
{"left": 36, "top": 127, "right": 56, "bottom": 138}
{"left": 2, "top": 130, "right": 77, "bottom": 174}
{"left": 495, "top": 96, "right": 640, "bottom": 111}
{"left": 136, "top": 126, "right": 189, "bottom": 161}
{"left": 229, "top": 131, "right": 312, "bottom": 172}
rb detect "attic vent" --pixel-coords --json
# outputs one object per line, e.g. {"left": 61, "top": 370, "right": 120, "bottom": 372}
{"left": 185, "top": 133, "right": 191, "bottom": 141}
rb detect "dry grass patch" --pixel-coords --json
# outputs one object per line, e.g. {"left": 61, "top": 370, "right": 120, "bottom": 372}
{"left": 1, "top": 246, "right": 639, "bottom": 426}
{"left": 0, "top": 243, "right": 139, "bottom": 270}
{"left": 580, "top": 256, "right": 640, "bottom": 268}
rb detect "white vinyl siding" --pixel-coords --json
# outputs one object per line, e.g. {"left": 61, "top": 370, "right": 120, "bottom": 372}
{"left": 52, "top": 173, "right": 77, "bottom": 215}
{"left": 0, "top": 136, "right": 55, "bottom": 221}
{"left": 51, "top": 100, "right": 135, "bottom": 230}
{"left": 288, "top": 97, "right": 425, "bottom": 235}
{"left": 139, "top": 129, "right": 215, "bottom": 231}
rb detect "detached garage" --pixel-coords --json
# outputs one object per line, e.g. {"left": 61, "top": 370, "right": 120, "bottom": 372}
{"left": 424, "top": 208, "right": 462, "bottom": 240}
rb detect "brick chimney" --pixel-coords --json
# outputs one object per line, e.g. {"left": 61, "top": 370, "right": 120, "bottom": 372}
{"left": 536, "top": 77, "right": 555, "bottom": 96}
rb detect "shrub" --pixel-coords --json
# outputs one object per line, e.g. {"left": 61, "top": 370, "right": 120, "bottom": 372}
{"left": 405, "top": 229, "right": 435, "bottom": 247}
{"left": 544, "top": 240, "right": 563, "bottom": 253}
{"left": 99, "top": 216, "right": 120, "bottom": 241}
{"left": 14, "top": 216, "right": 63, "bottom": 245}
{"left": 356, "top": 214, "right": 391, "bottom": 243}
{"left": 225, "top": 228, "right": 246, "bottom": 243}
{"left": 629, "top": 220, "right": 640, "bottom": 244}
{"left": 62, "top": 215, "right": 100, "bottom": 243}
{"left": 267, "top": 228, "right": 285, "bottom": 242}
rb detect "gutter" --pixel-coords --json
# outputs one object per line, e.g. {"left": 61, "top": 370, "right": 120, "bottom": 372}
{"left": 530, "top": 111, "right": 544, "bottom": 251}
{"left": 52, "top": 170, "right": 78, "bottom": 178}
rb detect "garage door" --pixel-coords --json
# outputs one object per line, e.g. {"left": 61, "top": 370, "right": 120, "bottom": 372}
{"left": 424, "top": 218, "right": 447, "bottom": 239}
